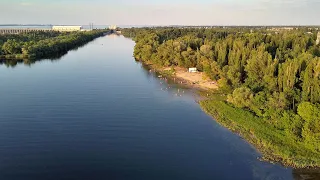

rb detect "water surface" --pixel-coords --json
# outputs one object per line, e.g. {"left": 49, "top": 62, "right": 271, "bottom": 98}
{"left": 0, "top": 35, "right": 309, "bottom": 180}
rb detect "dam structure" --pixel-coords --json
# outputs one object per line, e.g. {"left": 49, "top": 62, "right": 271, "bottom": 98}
{"left": 0, "top": 28, "right": 52, "bottom": 34}
{"left": 0, "top": 26, "right": 84, "bottom": 34}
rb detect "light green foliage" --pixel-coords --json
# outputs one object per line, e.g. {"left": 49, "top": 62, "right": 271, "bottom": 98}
{"left": 217, "top": 78, "right": 232, "bottom": 93}
{"left": 227, "top": 87, "right": 253, "bottom": 108}
{"left": 2, "top": 39, "right": 22, "bottom": 54}
{"left": 201, "top": 97, "right": 320, "bottom": 168}
{"left": 245, "top": 44, "right": 277, "bottom": 91}
{"left": 298, "top": 102, "right": 320, "bottom": 122}
{"left": 298, "top": 102, "right": 320, "bottom": 151}
{"left": 302, "top": 58, "right": 320, "bottom": 103}
{"left": 249, "top": 91, "right": 268, "bottom": 116}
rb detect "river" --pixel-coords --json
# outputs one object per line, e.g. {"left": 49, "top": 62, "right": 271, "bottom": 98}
{"left": 0, "top": 35, "right": 316, "bottom": 180}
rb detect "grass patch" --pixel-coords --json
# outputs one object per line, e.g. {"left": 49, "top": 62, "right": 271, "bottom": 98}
{"left": 200, "top": 93, "right": 320, "bottom": 168}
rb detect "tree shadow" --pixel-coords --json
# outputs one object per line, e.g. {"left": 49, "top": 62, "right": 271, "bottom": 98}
{"left": 293, "top": 168, "right": 320, "bottom": 180}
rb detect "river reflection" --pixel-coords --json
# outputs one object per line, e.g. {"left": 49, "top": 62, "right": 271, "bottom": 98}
{"left": 0, "top": 58, "right": 61, "bottom": 68}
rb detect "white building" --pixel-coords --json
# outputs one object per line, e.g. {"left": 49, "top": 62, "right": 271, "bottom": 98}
{"left": 52, "top": 26, "right": 82, "bottom": 32}
{"left": 188, "top": 68, "right": 197, "bottom": 73}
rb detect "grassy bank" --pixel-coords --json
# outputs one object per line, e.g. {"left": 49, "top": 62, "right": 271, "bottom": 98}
{"left": 145, "top": 59, "right": 320, "bottom": 168}
{"left": 139, "top": 57, "right": 320, "bottom": 168}
{"left": 199, "top": 93, "right": 320, "bottom": 168}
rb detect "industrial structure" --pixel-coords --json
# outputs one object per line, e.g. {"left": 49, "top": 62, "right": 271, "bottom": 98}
{"left": 109, "top": 25, "right": 117, "bottom": 30}
{"left": 52, "top": 26, "right": 82, "bottom": 31}
{"left": 0, "top": 28, "right": 51, "bottom": 34}
{"left": 0, "top": 25, "right": 84, "bottom": 34}
{"left": 108, "top": 25, "right": 121, "bottom": 34}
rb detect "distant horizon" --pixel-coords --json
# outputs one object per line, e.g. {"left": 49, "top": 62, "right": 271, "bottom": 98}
{"left": 1, "top": 24, "right": 320, "bottom": 27}
{"left": 1, "top": 0, "right": 319, "bottom": 25}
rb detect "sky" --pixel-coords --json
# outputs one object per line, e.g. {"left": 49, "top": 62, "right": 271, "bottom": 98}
{"left": 0, "top": 0, "right": 319, "bottom": 26}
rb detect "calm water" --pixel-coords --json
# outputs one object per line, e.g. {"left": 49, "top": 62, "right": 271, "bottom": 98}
{"left": 0, "top": 35, "right": 316, "bottom": 180}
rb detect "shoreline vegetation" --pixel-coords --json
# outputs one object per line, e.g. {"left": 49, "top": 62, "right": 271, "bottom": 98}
{"left": 0, "top": 30, "right": 108, "bottom": 61}
{"left": 142, "top": 61, "right": 320, "bottom": 168}
{"left": 122, "top": 27, "right": 320, "bottom": 168}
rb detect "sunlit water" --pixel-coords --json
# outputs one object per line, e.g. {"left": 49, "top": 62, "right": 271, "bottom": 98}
{"left": 0, "top": 35, "right": 314, "bottom": 180}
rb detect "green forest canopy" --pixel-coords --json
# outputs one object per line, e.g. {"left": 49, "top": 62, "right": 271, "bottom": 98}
{"left": 122, "top": 27, "right": 320, "bottom": 167}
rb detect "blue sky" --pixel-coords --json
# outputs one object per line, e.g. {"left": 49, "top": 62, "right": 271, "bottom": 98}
{"left": 1, "top": 0, "right": 319, "bottom": 25}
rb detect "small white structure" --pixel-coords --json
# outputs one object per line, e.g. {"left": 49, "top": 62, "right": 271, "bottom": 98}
{"left": 188, "top": 68, "right": 197, "bottom": 73}
{"left": 52, "top": 26, "right": 82, "bottom": 32}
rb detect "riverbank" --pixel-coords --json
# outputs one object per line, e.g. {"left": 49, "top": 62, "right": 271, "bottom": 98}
{"left": 143, "top": 61, "right": 320, "bottom": 168}
{"left": 122, "top": 25, "right": 320, "bottom": 168}
{"left": 200, "top": 94, "right": 320, "bottom": 168}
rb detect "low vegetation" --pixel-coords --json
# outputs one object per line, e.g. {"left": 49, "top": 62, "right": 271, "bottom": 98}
{"left": 201, "top": 93, "right": 320, "bottom": 168}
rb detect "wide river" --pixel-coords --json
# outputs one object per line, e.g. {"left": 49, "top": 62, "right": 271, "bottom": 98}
{"left": 0, "top": 35, "right": 316, "bottom": 180}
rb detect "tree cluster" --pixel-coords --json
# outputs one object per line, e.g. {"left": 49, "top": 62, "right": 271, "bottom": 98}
{"left": 122, "top": 27, "right": 320, "bottom": 149}
{"left": 0, "top": 30, "right": 106, "bottom": 59}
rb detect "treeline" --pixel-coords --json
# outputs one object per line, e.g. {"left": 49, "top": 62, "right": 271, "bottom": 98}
{"left": 122, "top": 27, "right": 320, "bottom": 167}
{"left": 0, "top": 30, "right": 107, "bottom": 59}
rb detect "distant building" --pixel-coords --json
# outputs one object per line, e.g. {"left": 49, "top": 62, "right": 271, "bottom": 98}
{"left": 109, "top": 25, "right": 121, "bottom": 34}
{"left": 283, "top": 27, "right": 294, "bottom": 30}
{"left": 188, "top": 68, "right": 197, "bottom": 73}
{"left": 109, "top": 25, "right": 117, "bottom": 30}
{"left": 52, "top": 26, "right": 82, "bottom": 32}
{"left": 267, "top": 27, "right": 294, "bottom": 32}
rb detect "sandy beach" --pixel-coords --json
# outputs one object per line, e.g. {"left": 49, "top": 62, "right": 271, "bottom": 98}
{"left": 172, "top": 67, "right": 218, "bottom": 90}
{"left": 154, "top": 66, "right": 218, "bottom": 90}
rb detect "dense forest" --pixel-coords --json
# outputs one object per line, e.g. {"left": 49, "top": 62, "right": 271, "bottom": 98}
{"left": 122, "top": 27, "right": 320, "bottom": 167}
{"left": 0, "top": 30, "right": 107, "bottom": 59}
